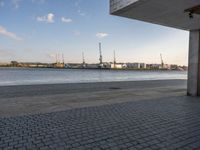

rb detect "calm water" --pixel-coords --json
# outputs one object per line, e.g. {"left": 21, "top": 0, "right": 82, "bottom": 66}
{"left": 0, "top": 68, "right": 187, "bottom": 86}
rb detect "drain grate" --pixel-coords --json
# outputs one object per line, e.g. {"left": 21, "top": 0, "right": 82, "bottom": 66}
{"left": 109, "top": 87, "right": 121, "bottom": 90}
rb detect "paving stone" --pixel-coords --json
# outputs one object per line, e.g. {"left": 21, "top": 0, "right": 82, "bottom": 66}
{"left": 1, "top": 97, "right": 200, "bottom": 149}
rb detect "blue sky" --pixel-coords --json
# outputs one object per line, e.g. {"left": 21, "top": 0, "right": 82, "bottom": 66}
{"left": 0, "top": 0, "right": 189, "bottom": 65}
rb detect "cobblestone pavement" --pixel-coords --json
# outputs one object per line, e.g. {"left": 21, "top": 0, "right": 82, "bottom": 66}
{"left": 1, "top": 95, "right": 200, "bottom": 150}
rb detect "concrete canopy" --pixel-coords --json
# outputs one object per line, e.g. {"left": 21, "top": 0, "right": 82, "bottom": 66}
{"left": 111, "top": 0, "right": 200, "bottom": 31}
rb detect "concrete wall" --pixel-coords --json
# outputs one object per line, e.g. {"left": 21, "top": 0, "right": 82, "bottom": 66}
{"left": 187, "top": 30, "right": 200, "bottom": 96}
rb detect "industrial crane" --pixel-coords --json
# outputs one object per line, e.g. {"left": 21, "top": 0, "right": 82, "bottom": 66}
{"left": 114, "top": 50, "right": 116, "bottom": 64}
{"left": 99, "top": 43, "right": 103, "bottom": 68}
{"left": 160, "top": 54, "right": 164, "bottom": 69}
{"left": 82, "top": 52, "right": 86, "bottom": 68}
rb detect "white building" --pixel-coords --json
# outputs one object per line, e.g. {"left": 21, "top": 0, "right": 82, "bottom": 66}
{"left": 140, "top": 63, "right": 146, "bottom": 69}
{"left": 126, "top": 63, "right": 146, "bottom": 69}
{"left": 111, "top": 63, "right": 123, "bottom": 69}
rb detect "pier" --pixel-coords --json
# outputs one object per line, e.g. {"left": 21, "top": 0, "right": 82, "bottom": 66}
{"left": 1, "top": 80, "right": 200, "bottom": 149}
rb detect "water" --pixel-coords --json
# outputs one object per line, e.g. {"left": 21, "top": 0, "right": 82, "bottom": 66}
{"left": 0, "top": 68, "right": 187, "bottom": 86}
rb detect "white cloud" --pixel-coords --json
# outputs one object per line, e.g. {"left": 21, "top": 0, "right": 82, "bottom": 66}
{"left": 12, "top": 0, "right": 22, "bottom": 9}
{"left": 96, "top": 32, "right": 109, "bottom": 38}
{"left": 0, "top": 25, "right": 23, "bottom": 41}
{"left": 37, "top": 13, "right": 55, "bottom": 23}
{"left": 61, "top": 17, "right": 72, "bottom": 23}
{"left": 47, "top": 13, "right": 55, "bottom": 23}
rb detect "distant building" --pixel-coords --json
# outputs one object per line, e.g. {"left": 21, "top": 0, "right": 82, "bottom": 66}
{"left": 53, "top": 62, "right": 65, "bottom": 68}
{"left": 147, "top": 64, "right": 160, "bottom": 69}
{"left": 86, "top": 64, "right": 99, "bottom": 69}
{"left": 67, "top": 63, "right": 82, "bottom": 69}
{"left": 10, "top": 61, "right": 50, "bottom": 68}
{"left": 64, "top": 64, "right": 70, "bottom": 68}
{"left": 163, "top": 64, "right": 171, "bottom": 70}
{"left": 140, "top": 63, "right": 146, "bottom": 69}
{"left": 103, "top": 62, "right": 111, "bottom": 69}
{"left": 0, "top": 63, "right": 10, "bottom": 67}
{"left": 126, "top": 63, "right": 146, "bottom": 69}
{"left": 11, "top": 61, "right": 19, "bottom": 67}
{"left": 170, "top": 64, "right": 179, "bottom": 70}
{"left": 126, "top": 63, "right": 140, "bottom": 69}
{"left": 111, "top": 63, "right": 123, "bottom": 69}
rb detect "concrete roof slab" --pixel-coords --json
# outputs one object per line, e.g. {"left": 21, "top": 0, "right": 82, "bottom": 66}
{"left": 111, "top": 0, "right": 200, "bottom": 31}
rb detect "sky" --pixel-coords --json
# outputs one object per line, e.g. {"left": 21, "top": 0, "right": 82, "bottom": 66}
{"left": 0, "top": 0, "right": 189, "bottom": 65}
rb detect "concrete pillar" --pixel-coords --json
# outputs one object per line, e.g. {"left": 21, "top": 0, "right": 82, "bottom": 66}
{"left": 187, "top": 30, "right": 200, "bottom": 96}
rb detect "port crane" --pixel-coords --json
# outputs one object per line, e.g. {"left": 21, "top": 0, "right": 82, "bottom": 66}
{"left": 113, "top": 50, "right": 116, "bottom": 69}
{"left": 82, "top": 52, "right": 85, "bottom": 64}
{"left": 114, "top": 50, "right": 116, "bottom": 65}
{"left": 82, "top": 52, "right": 86, "bottom": 68}
{"left": 99, "top": 43, "right": 103, "bottom": 68}
{"left": 62, "top": 53, "right": 65, "bottom": 64}
{"left": 160, "top": 54, "right": 164, "bottom": 69}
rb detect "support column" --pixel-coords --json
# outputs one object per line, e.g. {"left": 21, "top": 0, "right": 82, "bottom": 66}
{"left": 187, "top": 30, "right": 200, "bottom": 96}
